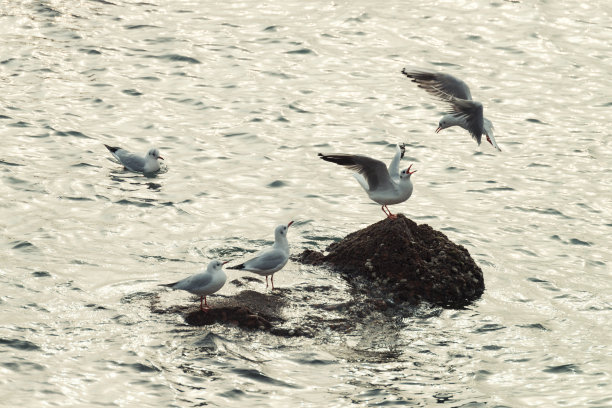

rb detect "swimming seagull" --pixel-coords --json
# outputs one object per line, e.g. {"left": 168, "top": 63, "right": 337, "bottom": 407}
{"left": 318, "top": 144, "right": 416, "bottom": 219}
{"left": 228, "top": 222, "right": 293, "bottom": 290}
{"left": 159, "top": 259, "right": 229, "bottom": 311}
{"left": 104, "top": 144, "right": 164, "bottom": 173}
{"left": 401, "top": 68, "right": 501, "bottom": 151}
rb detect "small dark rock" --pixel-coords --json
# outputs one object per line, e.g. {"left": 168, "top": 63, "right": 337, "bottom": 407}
{"left": 185, "top": 306, "right": 273, "bottom": 330}
{"left": 294, "top": 249, "right": 326, "bottom": 265}
{"left": 154, "top": 290, "right": 285, "bottom": 332}
{"left": 269, "top": 326, "right": 315, "bottom": 338}
{"left": 296, "top": 214, "right": 484, "bottom": 308}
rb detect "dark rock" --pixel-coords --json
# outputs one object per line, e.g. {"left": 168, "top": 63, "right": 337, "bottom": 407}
{"left": 295, "top": 214, "right": 484, "bottom": 308}
{"left": 153, "top": 290, "right": 284, "bottom": 331}
{"left": 296, "top": 249, "right": 325, "bottom": 265}
{"left": 269, "top": 326, "right": 315, "bottom": 338}
{"left": 185, "top": 306, "right": 273, "bottom": 330}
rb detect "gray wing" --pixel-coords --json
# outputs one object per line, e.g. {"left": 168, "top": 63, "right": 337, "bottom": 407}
{"left": 172, "top": 272, "right": 213, "bottom": 291}
{"left": 243, "top": 249, "right": 288, "bottom": 272}
{"left": 448, "top": 98, "right": 485, "bottom": 143}
{"left": 318, "top": 153, "right": 393, "bottom": 191}
{"left": 401, "top": 68, "right": 473, "bottom": 101}
{"left": 114, "top": 149, "right": 145, "bottom": 172}
{"left": 387, "top": 144, "right": 404, "bottom": 183}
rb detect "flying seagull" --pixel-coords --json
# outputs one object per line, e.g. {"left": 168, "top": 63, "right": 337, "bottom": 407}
{"left": 401, "top": 68, "right": 501, "bottom": 151}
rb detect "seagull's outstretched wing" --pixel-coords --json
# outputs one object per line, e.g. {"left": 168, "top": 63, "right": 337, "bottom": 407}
{"left": 401, "top": 68, "right": 473, "bottom": 101}
{"left": 446, "top": 97, "right": 485, "bottom": 144}
{"left": 318, "top": 153, "right": 393, "bottom": 191}
{"left": 387, "top": 144, "right": 405, "bottom": 183}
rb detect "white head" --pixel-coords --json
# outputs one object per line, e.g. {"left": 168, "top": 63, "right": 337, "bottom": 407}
{"left": 147, "top": 148, "right": 164, "bottom": 161}
{"left": 437, "top": 114, "right": 467, "bottom": 133}
{"left": 207, "top": 259, "right": 229, "bottom": 272}
{"left": 399, "top": 164, "right": 417, "bottom": 180}
{"left": 274, "top": 221, "right": 293, "bottom": 244}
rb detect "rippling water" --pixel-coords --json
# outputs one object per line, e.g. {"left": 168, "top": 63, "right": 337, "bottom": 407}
{"left": 1, "top": 1, "right": 611, "bottom": 406}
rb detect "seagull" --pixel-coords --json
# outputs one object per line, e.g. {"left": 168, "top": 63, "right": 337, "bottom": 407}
{"left": 318, "top": 144, "right": 416, "bottom": 219}
{"left": 159, "top": 259, "right": 229, "bottom": 311}
{"left": 104, "top": 144, "right": 164, "bottom": 173}
{"left": 401, "top": 68, "right": 501, "bottom": 151}
{"left": 228, "top": 222, "right": 293, "bottom": 290}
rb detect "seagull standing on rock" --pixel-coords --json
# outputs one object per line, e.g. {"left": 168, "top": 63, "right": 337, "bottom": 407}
{"left": 228, "top": 222, "right": 293, "bottom": 290}
{"left": 401, "top": 68, "right": 501, "bottom": 151}
{"left": 159, "top": 259, "right": 229, "bottom": 311}
{"left": 318, "top": 144, "right": 416, "bottom": 219}
{"left": 104, "top": 144, "right": 164, "bottom": 173}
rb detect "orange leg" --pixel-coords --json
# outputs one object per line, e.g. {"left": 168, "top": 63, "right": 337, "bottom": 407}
{"left": 200, "top": 296, "right": 210, "bottom": 311}
{"left": 381, "top": 205, "right": 389, "bottom": 217}
{"left": 381, "top": 205, "right": 397, "bottom": 219}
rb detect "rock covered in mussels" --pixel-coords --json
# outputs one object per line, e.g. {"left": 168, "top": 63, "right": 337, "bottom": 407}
{"left": 296, "top": 214, "right": 484, "bottom": 308}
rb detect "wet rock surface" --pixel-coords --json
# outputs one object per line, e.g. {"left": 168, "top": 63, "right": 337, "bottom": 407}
{"left": 184, "top": 307, "right": 273, "bottom": 330}
{"left": 150, "top": 276, "right": 419, "bottom": 338}
{"left": 295, "top": 214, "right": 484, "bottom": 308}
{"left": 152, "top": 289, "right": 284, "bottom": 331}
{"left": 151, "top": 214, "right": 483, "bottom": 336}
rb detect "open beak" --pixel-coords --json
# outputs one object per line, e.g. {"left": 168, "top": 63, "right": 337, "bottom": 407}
{"left": 407, "top": 164, "right": 417, "bottom": 175}
{"left": 287, "top": 221, "right": 294, "bottom": 227}
{"left": 435, "top": 126, "right": 442, "bottom": 134}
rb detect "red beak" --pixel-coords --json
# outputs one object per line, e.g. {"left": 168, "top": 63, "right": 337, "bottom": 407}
{"left": 158, "top": 156, "right": 164, "bottom": 160}
{"left": 222, "top": 261, "right": 229, "bottom": 265}
{"left": 435, "top": 126, "right": 442, "bottom": 134}
{"left": 287, "top": 221, "right": 294, "bottom": 227}
{"left": 407, "top": 164, "right": 417, "bottom": 175}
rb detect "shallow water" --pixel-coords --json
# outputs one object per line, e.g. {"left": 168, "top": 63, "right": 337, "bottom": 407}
{"left": 1, "top": 0, "right": 611, "bottom": 406}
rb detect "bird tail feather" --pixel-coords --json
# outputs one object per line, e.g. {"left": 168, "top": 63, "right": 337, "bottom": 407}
{"left": 227, "top": 263, "right": 245, "bottom": 270}
{"left": 104, "top": 144, "right": 119, "bottom": 153}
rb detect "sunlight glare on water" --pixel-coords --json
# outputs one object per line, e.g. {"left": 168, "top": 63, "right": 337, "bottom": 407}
{"left": 0, "top": 0, "right": 610, "bottom": 407}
